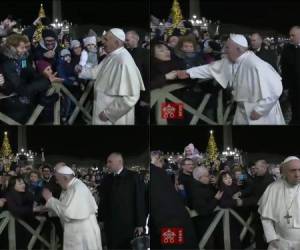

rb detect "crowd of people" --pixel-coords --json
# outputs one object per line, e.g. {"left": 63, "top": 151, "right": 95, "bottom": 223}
{"left": 150, "top": 143, "right": 292, "bottom": 250}
{"left": 0, "top": 153, "right": 149, "bottom": 250}
{"left": 0, "top": 15, "right": 149, "bottom": 125}
{"left": 150, "top": 24, "right": 300, "bottom": 125}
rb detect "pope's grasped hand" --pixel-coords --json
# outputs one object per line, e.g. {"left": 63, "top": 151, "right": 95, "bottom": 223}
{"left": 99, "top": 111, "right": 109, "bottom": 122}
{"left": 268, "top": 239, "right": 280, "bottom": 250}
{"left": 250, "top": 110, "right": 263, "bottom": 120}
{"left": 177, "top": 70, "right": 190, "bottom": 79}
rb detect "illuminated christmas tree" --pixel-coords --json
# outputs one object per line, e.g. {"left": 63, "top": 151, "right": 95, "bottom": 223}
{"left": 1, "top": 131, "right": 12, "bottom": 158}
{"left": 206, "top": 130, "right": 218, "bottom": 164}
{"left": 32, "top": 4, "right": 47, "bottom": 43}
{"left": 1, "top": 131, "right": 13, "bottom": 172}
{"left": 167, "top": 0, "right": 186, "bottom": 36}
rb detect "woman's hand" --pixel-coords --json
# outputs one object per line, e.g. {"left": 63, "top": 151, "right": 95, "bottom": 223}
{"left": 165, "top": 70, "right": 177, "bottom": 80}
{"left": 214, "top": 191, "right": 224, "bottom": 200}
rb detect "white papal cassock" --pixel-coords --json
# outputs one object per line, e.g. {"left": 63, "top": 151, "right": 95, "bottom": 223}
{"left": 258, "top": 178, "right": 300, "bottom": 250}
{"left": 79, "top": 47, "right": 145, "bottom": 125}
{"left": 46, "top": 178, "right": 102, "bottom": 250}
{"left": 186, "top": 51, "right": 285, "bottom": 125}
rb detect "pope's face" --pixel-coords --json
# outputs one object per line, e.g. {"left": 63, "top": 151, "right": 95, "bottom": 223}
{"left": 284, "top": 160, "right": 300, "bottom": 185}
{"left": 224, "top": 39, "right": 240, "bottom": 63}
{"left": 103, "top": 32, "right": 119, "bottom": 54}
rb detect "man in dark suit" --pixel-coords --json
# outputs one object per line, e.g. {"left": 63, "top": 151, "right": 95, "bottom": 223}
{"left": 125, "top": 30, "right": 149, "bottom": 125}
{"left": 98, "top": 152, "right": 146, "bottom": 249}
{"left": 281, "top": 26, "right": 300, "bottom": 124}
{"left": 250, "top": 33, "right": 278, "bottom": 71}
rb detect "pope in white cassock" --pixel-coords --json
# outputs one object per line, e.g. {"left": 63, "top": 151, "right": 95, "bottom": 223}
{"left": 177, "top": 34, "right": 285, "bottom": 125}
{"left": 42, "top": 166, "right": 102, "bottom": 250}
{"left": 79, "top": 28, "right": 145, "bottom": 125}
{"left": 258, "top": 156, "right": 300, "bottom": 250}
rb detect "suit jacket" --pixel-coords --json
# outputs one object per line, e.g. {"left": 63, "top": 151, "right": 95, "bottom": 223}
{"left": 98, "top": 168, "right": 146, "bottom": 249}
{"left": 127, "top": 47, "right": 149, "bottom": 103}
{"left": 253, "top": 46, "right": 278, "bottom": 71}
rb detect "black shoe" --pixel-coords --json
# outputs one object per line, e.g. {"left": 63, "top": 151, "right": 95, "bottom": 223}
{"left": 39, "top": 93, "right": 59, "bottom": 106}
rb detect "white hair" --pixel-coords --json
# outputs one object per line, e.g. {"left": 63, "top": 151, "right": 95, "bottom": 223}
{"left": 193, "top": 167, "right": 208, "bottom": 180}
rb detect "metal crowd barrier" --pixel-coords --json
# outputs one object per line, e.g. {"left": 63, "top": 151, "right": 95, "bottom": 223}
{"left": 151, "top": 81, "right": 234, "bottom": 125}
{"left": 187, "top": 207, "right": 255, "bottom": 250}
{"left": 0, "top": 80, "right": 95, "bottom": 125}
{"left": 0, "top": 210, "right": 60, "bottom": 250}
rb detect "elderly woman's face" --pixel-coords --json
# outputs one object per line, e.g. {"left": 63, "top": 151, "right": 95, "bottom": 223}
{"left": 154, "top": 45, "right": 171, "bottom": 61}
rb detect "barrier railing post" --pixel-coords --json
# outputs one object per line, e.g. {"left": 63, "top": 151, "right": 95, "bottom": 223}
{"left": 193, "top": 208, "right": 255, "bottom": 250}
{"left": 8, "top": 214, "right": 16, "bottom": 250}
{"left": 223, "top": 209, "right": 231, "bottom": 250}
{"left": 50, "top": 222, "right": 56, "bottom": 250}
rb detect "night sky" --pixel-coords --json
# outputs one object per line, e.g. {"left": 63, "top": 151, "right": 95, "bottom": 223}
{"left": 0, "top": 126, "right": 149, "bottom": 158}
{"left": 151, "top": 126, "right": 300, "bottom": 155}
{"left": 151, "top": 0, "right": 300, "bottom": 34}
{"left": 0, "top": 0, "right": 149, "bottom": 28}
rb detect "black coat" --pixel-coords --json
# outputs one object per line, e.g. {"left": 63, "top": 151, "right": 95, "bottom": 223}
{"left": 218, "top": 184, "right": 240, "bottom": 209}
{"left": 150, "top": 165, "right": 198, "bottom": 249}
{"left": 98, "top": 168, "right": 146, "bottom": 249}
{"left": 240, "top": 173, "right": 274, "bottom": 210}
{"left": 128, "top": 47, "right": 150, "bottom": 103}
{"left": 190, "top": 180, "right": 218, "bottom": 244}
{"left": 280, "top": 43, "right": 300, "bottom": 123}
{"left": 280, "top": 43, "right": 300, "bottom": 90}
{"left": 253, "top": 46, "right": 278, "bottom": 71}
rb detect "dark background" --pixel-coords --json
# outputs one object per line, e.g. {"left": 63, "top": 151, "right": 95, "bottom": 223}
{"left": 0, "top": 0, "right": 149, "bottom": 28}
{"left": 151, "top": 0, "right": 299, "bottom": 34}
{"left": 0, "top": 126, "right": 149, "bottom": 158}
{"left": 151, "top": 126, "right": 300, "bottom": 155}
